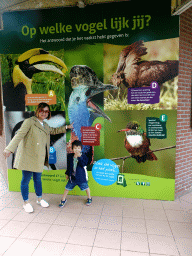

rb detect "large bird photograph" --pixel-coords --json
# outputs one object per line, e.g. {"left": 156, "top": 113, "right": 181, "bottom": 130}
{"left": 104, "top": 38, "right": 179, "bottom": 110}
{"left": 104, "top": 109, "right": 177, "bottom": 179}
{"left": 1, "top": 48, "right": 67, "bottom": 112}
{"left": 64, "top": 44, "right": 117, "bottom": 162}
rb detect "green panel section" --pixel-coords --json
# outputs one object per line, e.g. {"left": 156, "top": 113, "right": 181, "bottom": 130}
{"left": 8, "top": 169, "right": 174, "bottom": 201}
{"left": 104, "top": 110, "right": 177, "bottom": 179}
{"left": 0, "top": 2, "right": 179, "bottom": 54}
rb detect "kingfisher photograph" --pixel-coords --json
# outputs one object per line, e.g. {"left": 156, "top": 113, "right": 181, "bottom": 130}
{"left": 104, "top": 38, "right": 179, "bottom": 111}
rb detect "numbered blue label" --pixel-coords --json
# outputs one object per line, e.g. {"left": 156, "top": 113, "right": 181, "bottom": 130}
{"left": 49, "top": 146, "right": 57, "bottom": 164}
{"left": 92, "top": 159, "right": 119, "bottom": 186}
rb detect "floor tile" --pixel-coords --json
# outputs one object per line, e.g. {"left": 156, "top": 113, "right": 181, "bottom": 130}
{"left": 143, "top": 200, "right": 163, "bottom": 209}
{"left": 165, "top": 210, "right": 192, "bottom": 223}
{"left": 53, "top": 212, "right": 79, "bottom": 226}
{"left": 180, "top": 193, "right": 192, "bottom": 203}
{"left": 90, "top": 196, "right": 107, "bottom": 204}
{"left": 94, "top": 229, "right": 121, "bottom": 249}
{"left": 104, "top": 197, "right": 127, "bottom": 207}
{"left": 0, "top": 190, "right": 8, "bottom": 197}
{"left": 61, "top": 202, "right": 83, "bottom": 214}
{"left": 122, "top": 199, "right": 144, "bottom": 208}
{"left": 0, "top": 220, "right": 29, "bottom": 237}
{"left": 68, "top": 227, "right": 97, "bottom": 246}
{"left": 61, "top": 244, "right": 92, "bottom": 256}
{"left": 0, "top": 236, "right": 16, "bottom": 255}
{"left": 0, "top": 219, "right": 10, "bottom": 230}
{"left": 1, "top": 192, "right": 21, "bottom": 199}
{"left": 81, "top": 204, "right": 103, "bottom": 215}
{"left": 144, "top": 209, "right": 167, "bottom": 221}
{"left": 32, "top": 210, "right": 59, "bottom": 224}
{"left": 169, "top": 222, "right": 192, "bottom": 239}
{"left": 12, "top": 210, "right": 39, "bottom": 222}
{"left": 101, "top": 205, "right": 123, "bottom": 217}
{"left": 121, "top": 232, "right": 149, "bottom": 253}
{"left": 75, "top": 214, "right": 100, "bottom": 228}
{"left": 32, "top": 241, "right": 65, "bottom": 256}
{"left": 122, "top": 217, "right": 146, "bottom": 233}
{"left": 19, "top": 222, "right": 51, "bottom": 240}
{"left": 6, "top": 198, "right": 24, "bottom": 209}
{"left": 0, "top": 198, "right": 14, "bottom": 207}
{"left": 121, "top": 251, "right": 149, "bottom": 256}
{"left": 0, "top": 207, "right": 21, "bottom": 220}
{"left": 148, "top": 234, "right": 179, "bottom": 255}
{"left": 43, "top": 225, "right": 73, "bottom": 243}
{"left": 3, "top": 238, "right": 40, "bottom": 256}
{"left": 91, "top": 247, "right": 120, "bottom": 256}
{"left": 98, "top": 215, "right": 122, "bottom": 231}
{"left": 146, "top": 219, "right": 172, "bottom": 236}
{"left": 45, "top": 198, "right": 63, "bottom": 212}
{"left": 123, "top": 207, "right": 145, "bottom": 219}
{"left": 175, "top": 237, "right": 192, "bottom": 256}
{"left": 162, "top": 200, "right": 192, "bottom": 211}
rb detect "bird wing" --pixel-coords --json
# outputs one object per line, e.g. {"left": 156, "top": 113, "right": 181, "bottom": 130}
{"left": 123, "top": 41, "right": 148, "bottom": 87}
{"left": 137, "top": 60, "right": 179, "bottom": 86}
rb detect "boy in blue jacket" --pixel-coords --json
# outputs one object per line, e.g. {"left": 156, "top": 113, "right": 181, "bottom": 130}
{"left": 59, "top": 140, "right": 92, "bottom": 207}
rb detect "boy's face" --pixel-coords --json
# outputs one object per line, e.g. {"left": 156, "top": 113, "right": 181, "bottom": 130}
{"left": 73, "top": 145, "right": 82, "bottom": 155}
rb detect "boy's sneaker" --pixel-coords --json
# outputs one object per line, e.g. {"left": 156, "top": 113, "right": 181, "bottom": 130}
{"left": 86, "top": 198, "right": 92, "bottom": 206}
{"left": 59, "top": 199, "right": 67, "bottom": 208}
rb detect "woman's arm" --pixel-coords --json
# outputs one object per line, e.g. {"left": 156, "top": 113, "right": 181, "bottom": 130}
{"left": 49, "top": 123, "right": 73, "bottom": 135}
{"left": 4, "top": 118, "right": 32, "bottom": 154}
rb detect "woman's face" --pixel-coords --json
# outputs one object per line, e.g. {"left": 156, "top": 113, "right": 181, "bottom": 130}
{"left": 38, "top": 106, "right": 50, "bottom": 121}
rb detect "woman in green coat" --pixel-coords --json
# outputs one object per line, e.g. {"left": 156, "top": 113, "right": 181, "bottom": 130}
{"left": 3, "top": 102, "right": 73, "bottom": 213}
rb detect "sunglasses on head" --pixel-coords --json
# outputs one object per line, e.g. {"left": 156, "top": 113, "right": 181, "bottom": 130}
{"left": 39, "top": 110, "right": 50, "bottom": 114}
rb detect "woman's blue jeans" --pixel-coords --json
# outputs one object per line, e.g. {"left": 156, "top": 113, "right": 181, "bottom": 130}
{"left": 21, "top": 170, "right": 42, "bottom": 201}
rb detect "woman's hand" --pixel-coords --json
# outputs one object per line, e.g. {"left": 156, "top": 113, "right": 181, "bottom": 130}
{"left": 3, "top": 149, "right": 12, "bottom": 158}
{"left": 66, "top": 175, "right": 69, "bottom": 180}
{"left": 66, "top": 123, "right": 74, "bottom": 130}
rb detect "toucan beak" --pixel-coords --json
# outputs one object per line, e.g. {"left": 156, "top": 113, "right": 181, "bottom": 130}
{"left": 29, "top": 54, "right": 68, "bottom": 75}
{"left": 13, "top": 48, "right": 68, "bottom": 94}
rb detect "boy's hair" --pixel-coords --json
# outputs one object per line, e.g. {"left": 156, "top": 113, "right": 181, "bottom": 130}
{"left": 72, "top": 140, "right": 83, "bottom": 149}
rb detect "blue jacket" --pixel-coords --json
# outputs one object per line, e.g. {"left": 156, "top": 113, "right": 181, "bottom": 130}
{"left": 65, "top": 149, "right": 92, "bottom": 183}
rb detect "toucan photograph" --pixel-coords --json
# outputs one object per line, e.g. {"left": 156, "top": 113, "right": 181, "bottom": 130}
{"left": 1, "top": 48, "right": 67, "bottom": 112}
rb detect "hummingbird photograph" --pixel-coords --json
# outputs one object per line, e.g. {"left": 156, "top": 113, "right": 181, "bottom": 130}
{"left": 118, "top": 121, "right": 157, "bottom": 163}
{"left": 104, "top": 109, "right": 176, "bottom": 179}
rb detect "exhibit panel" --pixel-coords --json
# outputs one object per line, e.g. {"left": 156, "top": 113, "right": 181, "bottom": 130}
{"left": 0, "top": 0, "right": 179, "bottom": 200}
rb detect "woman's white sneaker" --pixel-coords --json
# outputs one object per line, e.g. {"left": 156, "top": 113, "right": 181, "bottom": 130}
{"left": 37, "top": 199, "right": 49, "bottom": 207}
{"left": 23, "top": 203, "right": 34, "bottom": 213}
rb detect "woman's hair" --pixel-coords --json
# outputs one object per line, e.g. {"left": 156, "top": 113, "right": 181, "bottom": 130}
{"left": 35, "top": 102, "right": 51, "bottom": 120}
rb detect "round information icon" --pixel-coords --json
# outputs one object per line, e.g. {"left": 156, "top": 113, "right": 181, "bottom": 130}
{"left": 92, "top": 159, "right": 119, "bottom": 186}
{"left": 160, "top": 114, "right": 168, "bottom": 122}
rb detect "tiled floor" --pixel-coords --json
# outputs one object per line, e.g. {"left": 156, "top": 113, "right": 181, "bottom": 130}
{"left": 0, "top": 172, "right": 192, "bottom": 256}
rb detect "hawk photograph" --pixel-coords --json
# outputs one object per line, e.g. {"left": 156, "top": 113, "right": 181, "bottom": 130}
{"left": 104, "top": 38, "right": 179, "bottom": 110}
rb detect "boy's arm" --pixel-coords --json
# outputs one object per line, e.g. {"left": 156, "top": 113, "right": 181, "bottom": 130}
{"left": 77, "top": 153, "right": 89, "bottom": 167}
